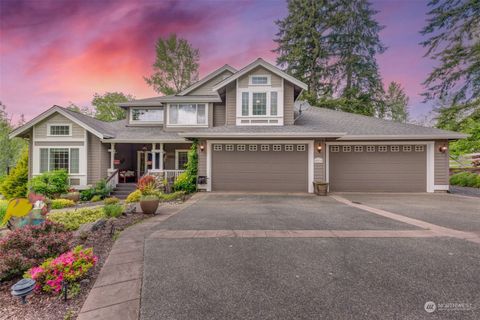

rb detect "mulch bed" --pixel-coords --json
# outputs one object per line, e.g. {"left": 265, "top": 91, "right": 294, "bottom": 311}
{"left": 0, "top": 211, "right": 153, "bottom": 320}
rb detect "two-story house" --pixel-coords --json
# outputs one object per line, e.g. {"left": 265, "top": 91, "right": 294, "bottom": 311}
{"left": 10, "top": 58, "right": 466, "bottom": 193}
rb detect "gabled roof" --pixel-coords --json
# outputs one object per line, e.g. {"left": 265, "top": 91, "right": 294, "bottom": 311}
{"left": 178, "top": 65, "right": 237, "bottom": 96}
{"left": 212, "top": 58, "right": 308, "bottom": 91}
{"left": 9, "top": 105, "right": 115, "bottom": 139}
{"left": 117, "top": 95, "right": 222, "bottom": 107}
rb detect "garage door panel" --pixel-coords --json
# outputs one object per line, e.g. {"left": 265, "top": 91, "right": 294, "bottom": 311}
{"left": 212, "top": 144, "right": 308, "bottom": 192}
{"left": 329, "top": 146, "right": 426, "bottom": 192}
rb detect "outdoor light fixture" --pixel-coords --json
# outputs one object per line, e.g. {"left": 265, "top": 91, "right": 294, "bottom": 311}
{"left": 439, "top": 145, "right": 448, "bottom": 153}
{"left": 200, "top": 144, "right": 205, "bottom": 152}
{"left": 317, "top": 144, "right": 322, "bottom": 153}
{"left": 11, "top": 279, "right": 36, "bottom": 304}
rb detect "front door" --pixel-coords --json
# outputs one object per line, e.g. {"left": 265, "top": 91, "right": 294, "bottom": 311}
{"left": 137, "top": 151, "right": 161, "bottom": 176}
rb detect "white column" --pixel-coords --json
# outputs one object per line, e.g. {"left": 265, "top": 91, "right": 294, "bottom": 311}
{"left": 159, "top": 143, "right": 164, "bottom": 171}
{"left": 108, "top": 143, "right": 116, "bottom": 170}
{"left": 151, "top": 143, "right": 156, "bottom": 170}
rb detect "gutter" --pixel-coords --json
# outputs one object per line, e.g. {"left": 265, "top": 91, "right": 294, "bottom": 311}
{"left": 336, "top": 134, "right": 469, "bottom": 141}
{"left": 178, "top": 132, "right": 347, "bottom": 139}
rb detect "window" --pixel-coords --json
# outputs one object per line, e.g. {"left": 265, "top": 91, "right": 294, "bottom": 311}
{"left": 273, "top": 145, "right": 282, "bottom": 152}
{"left": 331, "top": 146, "right": 340, "bottom": 152}
{"left": 354, "top": 146, "right": 363, "bottom": 152}
{"left": 252, "top": 93, "right": 267, "bottom": 115}
{"left": 169, "top": 104, "right": 207, "bottom": 125}
{"left": 270, "top": 92, "right": 278, "bottom": 116}
{"left": 49, "top": 125, "right": 70, "bottom": 136}
{"left": 391, "top": 146, "right": 400, "bottom": 152}
{"left": 131, "top": 108, "right": 164, "bottom": 123}
{"left": 415, "top": 145, "right": 424, "bottom": 152}
{"left": 176, "top": 151, "right": 189, "bottom": 170}
{"left": 249, "top": 145, "right": 257, "bottom": 152}
{"left": 237, "top": 145, "right": 246, "bottom": 151}
{"left": 285, "top": 145, "right": 294, "bottom": 152}
{"left": 250, "top": 75, "right": 270, "bottom": 85}
{"left": 343, "top": 146, "right": 351, "bottom": 152}
{"left": 366, "top": 146, "right": 375, "bottom": 152}
{"left": 225, "top": 145, "right": 234, "bottom": 151}
{"left": 403, "top": 145, "right": 412, "bottom": 152}
{"left": 378, "top": 146, "right": 388, "bottom": 152}
{"left": 213, "top": 144, "right": 222, "bottom": 151}
{"left": 261, "top": 145, "right": 270, "bottom": 151}
{"left": 40, "top": 148, "right": 79, "bottom": 173}
{"left": 297, "top": 145, "right": 306, "bottom": 152}
{"left": 242, "top": 92, "right": 249, "bottom": 116}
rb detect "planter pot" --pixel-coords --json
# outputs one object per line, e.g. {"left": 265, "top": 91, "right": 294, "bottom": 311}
{"left": 312, "top": 181, "right": 329, "bottom": 196}
{"left": 140, "top": 199, "right": 160, "bottom": 214}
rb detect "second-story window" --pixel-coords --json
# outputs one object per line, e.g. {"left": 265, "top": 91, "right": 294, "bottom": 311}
{"left": 131, "top": 108, "right": 164, "bottom": 123}
{"left": 169, "top": 104, "right": 207, "bottom": 126}
{"left": 252, "top": 93, "right": 267, "bottom": 115}
{"left": 49, "top": 125, "right": 71, "bottom": 136}
{"left": 240, "top": 91, "right": 279, "bottom": 117}
{"left": 250, "top": 75, "right": 270, "bottom": 85}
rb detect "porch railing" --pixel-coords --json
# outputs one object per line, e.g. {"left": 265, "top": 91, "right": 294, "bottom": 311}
{"left": 148, "top": 169, "right": 185, "bottom": 181}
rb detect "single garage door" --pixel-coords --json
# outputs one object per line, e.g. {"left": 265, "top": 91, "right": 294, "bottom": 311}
{"left": 212, "top": 143, "right": 308, "bottom": 192}
{"left": 329, "top": 144, "right": 427, "bottom": 192}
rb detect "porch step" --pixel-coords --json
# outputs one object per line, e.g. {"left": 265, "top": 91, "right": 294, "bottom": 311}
{"left": 114, "top": 185, "right": 137, "bottom": 191}
{"left": 110, "top": 183, "right": 137, "bottom": 199}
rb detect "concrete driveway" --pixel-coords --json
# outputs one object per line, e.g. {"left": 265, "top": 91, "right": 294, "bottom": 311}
{"left": 139, "top": 193, "right": 480, "bottom": 320}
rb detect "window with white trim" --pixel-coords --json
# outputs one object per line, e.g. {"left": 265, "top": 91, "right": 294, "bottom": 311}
{"left": 354, "top": 146, "right": 363, "bottom": 152}
{"left": 297, "top": 145, "right": 306, "bottom": 152}
{"left": 270, "top": 92, "right": 278, "bottom": 116}
{"left": 168, "top": 104, "right": 207, "bottom": 126}
{"left": 237, "top": 145, "right": 246, "bottom": 151}
{"left": 39, "top": 148, "right": 79, "bottom": 173}
{"left": 241, "top": 92, "right": 249, "bottom": 116}
{"left": 391, "top": 146, "right": 400, "bottom": 152}
{"left": 366, "top": 146, "right": 375, "bottom": 152}
{"left": 249, "top": 145, "right": 257, "bottom": 152}
{"left": 415, "top": 145, "right": 424, "bottom": 152}
{"left": 331, "top": 146, "right": 340, "bottom": 152}
{"left": 176, "top": 151, "right": 188, "bottom": 170}
{"left": 131, "top": 108, "right": 164, "bottom": 123}
{"left": 225, "top": 145, "right": 234, "bottom": 151}
{"left": 378, "top": 146, "right": 388, "bottom": 152}
{"left": 273, "top": 145, "right": 282, "bottom": 151}
{"left": 49, "top": 125, "right": 70, "bottom": 136}
{"left": 249, "top": 75, "right": 270, "bottom": 85}
{"left": 285, "top": 145, "right": 294, "bottom": 152}
{"left": 403, "top": 145, "right": 412, "bottom": 152}
{"left": 261, "top": 145, "right": 270, "bottom": 151}
{"left": 252, "top": 92, "right": 267, "bottom": 116}
{"left": 213, "top": 144, "right": 222, "bottom": 151}
{"left": 343, "top": 146, "right": 351, "bottom": 152}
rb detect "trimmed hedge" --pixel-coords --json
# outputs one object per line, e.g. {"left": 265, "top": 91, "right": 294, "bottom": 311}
{"left": 47, "top": 208, "right": 106, "bottom": 231}
{"left": 450, "top": 172, "right": 480, "bottom": 188}
{"left": 51, "top": 198, "right": 76, "bottom": 209}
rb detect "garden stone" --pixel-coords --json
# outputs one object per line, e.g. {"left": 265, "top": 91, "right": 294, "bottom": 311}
{"left": 92, "top": 218, "right": 107, "bottom": 231}
{"left": 125, "top": 203, "right": 136, "bottom": 214}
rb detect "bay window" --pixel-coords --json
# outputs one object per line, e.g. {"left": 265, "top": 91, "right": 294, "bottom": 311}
{"left": 238, "top": 91, "right": 281, "bottom": 117}
{"left": 168, "top": 104, "right": 207, "bottom": 126}
{"left": 39, "top": 147, "right": 79, "bottom": 173}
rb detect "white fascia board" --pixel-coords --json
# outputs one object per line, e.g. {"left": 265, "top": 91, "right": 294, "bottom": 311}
{"left": 212, "top": 58, "right": 308, "bottom": 92}
{"left": 178, "top": 65, "right": 237, "bottom": 96}
{"left": 9, "top": 106, "right": 106, "bottom": 140}
{"left": 178, "top": 132, "right": 347, "bottom": 138}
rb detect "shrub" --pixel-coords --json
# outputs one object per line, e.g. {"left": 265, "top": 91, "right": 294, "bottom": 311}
{"left": 0, "top": 148, "right": 28, "bottom": 200}
{"left": 28, "top": 170, "right": 69, "bottom": 198}
{"left": 0, "top": 200, "right": 7, "bottom": 225}
{"left": 138, "top": 175, "right": 157, "bottom": 195}
{"left": 25, "top": 246, "right": 97, "bottom": 294}
{"left": 104, "top": 197, "right": 119, "bottom": 205}
{"left": 50, "top": 199, "right": 76, "bottom": 210}
{"left": 140, "top": 194, "right": 158, "bottom": 201}
{"left": 158, "top": 191, "right": 186, "bottom": 202}
{"left": 47, "top": 208, "right": 106, "bottom": 231}
{"left": 80, "top": 179, "right": 112, "bottom": 201}
{"left": 125, "top": 189, "right": 141, "bottom": 203}
{"left": 450, "top": 172, "right": 480, "bottom": 188}
{"left": 0, "top": 221, "right": 71, "bottom": 281}
{"left": 91, "top": 195, "right": 102, "bottom": 202}
{"left": 103, "top": 203, "right": 123, "bottom": 218}
{"left": 173, "top": 143, "right": 197, "bottom": 193}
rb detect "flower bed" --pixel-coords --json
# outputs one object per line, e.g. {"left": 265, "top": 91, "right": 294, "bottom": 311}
{"left": 47, "top": 208, "right": 106, "bottom": 231}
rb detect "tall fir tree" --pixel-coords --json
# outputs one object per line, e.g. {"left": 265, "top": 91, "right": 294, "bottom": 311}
{"left": 380, "top": 82, "right": 409, "bottom": 123}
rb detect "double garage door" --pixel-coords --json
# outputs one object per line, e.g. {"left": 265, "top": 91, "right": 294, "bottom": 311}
{"left": 329, "top": 144, "right": 427, "bottom": 192}
{"left": 211, "top": 143, "right": 308, "bottom": 192}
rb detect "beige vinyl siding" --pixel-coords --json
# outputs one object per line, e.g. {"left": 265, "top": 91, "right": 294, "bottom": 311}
{"left": 434, "top": 140, "right": 449, "bottom": 185}
{"left": 87, "top": 133, "right": 109, "bottom": 184}
{"left": 34, "top": 113, "right": 85, "bottom": 139}
{"left": 28, "top": 131, "right": 33, "bottom": 179}
{"left": 284, "top": 81, "right": 295, "bottom": 125}
{"left": 314, "top": 139, "right": 326, "bottom": 182}
{"left": 238, "top": 66, "right": 282, "bottom": 88}
{"left": 188, "top": 70, "right": 234, "bottom": 95}
{"left": 225, "top": 82, "right": 236, "bottom": 125}
{"left": 213, "top": 103, "right": 226, "bottom": 127}
{"left": 198, "top": 139, "right": 207, "bottom": 177}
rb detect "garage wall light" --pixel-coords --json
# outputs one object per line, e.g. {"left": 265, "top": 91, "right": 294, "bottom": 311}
{"left": 438, "top": 145, "right": 448, "bottom": 153}
{"left": 317, "top": 144, "right": 322, "bottom": 153}
{"left": 200, "top": 144, "right": 205, "bottom": 152}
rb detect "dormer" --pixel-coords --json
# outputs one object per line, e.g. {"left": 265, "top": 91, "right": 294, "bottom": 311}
{"left": 212, "top": 58, "right": 307, "bottom": 126}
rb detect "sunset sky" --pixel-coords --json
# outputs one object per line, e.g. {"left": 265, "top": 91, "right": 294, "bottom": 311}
{"left": 0, "top": 0, "right": 435, "bottom": 122}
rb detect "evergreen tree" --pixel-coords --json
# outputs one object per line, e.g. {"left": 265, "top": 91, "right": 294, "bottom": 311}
{"left": 92, "top": 92, "right": 134, "bottom": 122}
{"left": 379, "top": 82, "right": 409, "bottom": 123}
{"left": 0, "top": 102, "right": 26, "bottom": 178}
{"left": 0, "top": 147, "right": 28, "bottom": 199}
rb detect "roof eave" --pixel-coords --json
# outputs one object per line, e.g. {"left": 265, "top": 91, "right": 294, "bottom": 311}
{"left": 179, "top": 132, "right": 347, "bottom": 138}
{"left": 177, "top": 65, "right": 237, "bottom": 96}
{"left": 337, "top": 134, "right": 469, "bottom": 140}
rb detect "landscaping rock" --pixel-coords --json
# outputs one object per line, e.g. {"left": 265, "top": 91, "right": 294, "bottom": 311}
{"left": 91, "top": 219, "right": 107, "bottom": 231}
{"left": 74, "top": 219, "right": 107, "bottom": 237}
{"left": 125, "top": 203, "right": 137, "bottom": 214}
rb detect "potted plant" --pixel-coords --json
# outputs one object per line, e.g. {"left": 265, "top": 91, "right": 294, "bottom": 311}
{"left": 139, "top": 194, "right": 159, "bottom": 214}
